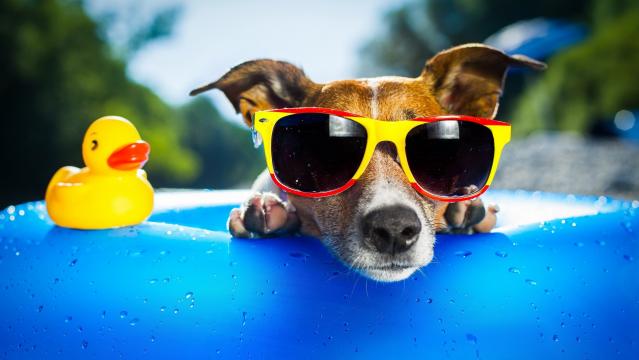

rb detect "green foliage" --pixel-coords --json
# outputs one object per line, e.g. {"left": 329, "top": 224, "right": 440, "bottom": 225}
{"left": 360, "top": 0, "right": 589, "bottom": 76}
{"left": 360, "top": 0, "right": 639, "bottom": 138}
{"left": 512, "top": 6, "right": 639, "bottom": 136}
{"left": 0, "top": 0, "right": 263, "bottom": 206}
{"left": 178, "top": 98, "right": 265, "bottom": 189}
{"left": 93, "top": 3, "right": 182, "bottom": 58}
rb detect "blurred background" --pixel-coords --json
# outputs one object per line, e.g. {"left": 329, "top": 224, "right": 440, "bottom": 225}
{"left": 1, "top": 0, "right": 638, "bottom": 208}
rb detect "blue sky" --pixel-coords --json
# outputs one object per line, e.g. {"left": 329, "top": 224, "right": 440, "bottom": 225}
{"left": 86, "top": 0, "right": 403, "bottom": 122}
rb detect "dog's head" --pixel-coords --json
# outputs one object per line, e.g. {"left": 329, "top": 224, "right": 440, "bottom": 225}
{"left": 192, "top": 44, "right": 544, "bottom": 281}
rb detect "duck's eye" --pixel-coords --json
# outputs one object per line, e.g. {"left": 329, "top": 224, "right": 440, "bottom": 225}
{"left": 91, "top": 140, "right": 98, "bottom": 151}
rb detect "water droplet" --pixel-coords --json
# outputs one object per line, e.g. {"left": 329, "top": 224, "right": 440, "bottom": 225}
{"left": 150, "top": 335, "right": 156, "bottom": 343}
{"left": 623, "top": 254, "right": 635, "bottom": 262}
{"left": 185, "top": 292, "right": 194, "bottom": 300}
{"left": 466, "top": 333, "right": 478, "bottom": 344}
{"left": 571, "top": 222, "right": 577, "bottom": 227}
{"left": 596, "top": 240, "right": 606, "bottom": 246}
{"left": 37, "top": 305, "right": 43, "bottom": 312}
{"left": 216, "top": 349, "right": 221, "bottom": 355}
{"left": 172, "top": 308, "right": 179, "bottom": 315}
{"left": 165, "top": 230, "right": 173, "bottom": 235}
{"left": 77, "top": 325, "right": 83, "bottom": 332}
{"left": 574, "top": 242, "right": 584, "bottom": 247}
{"left": 526, "top": 279, "right": 538, "bottom": 286}
{"left": 14, "top": 251, "right": 20, "bottom": 256}
{"left": 272, "top": 290, "right": 278, "bottom": 295}
{"left": 242, "top": 311, "right": 247, "bottom": 326}
{"left": 621, "top": 220, "right": 633, "bottom": 233}
{"left": 119, "top": 311, "right": 128, "bottom": 319}
{"left": 596, "top": 196, "right": 607, "bottom": 206}
{"left": 81, "top": 340, "right": 88, "bottom": 350}
{"left": 129, "top": 318, "right": 139, "bottom": 326}
{"left": 69, "top": 259, "right": 78, "bottom": 267}
{"left": 495, "top": 251, "right": 508, "bottom": 258}
{"left": 163, "top": 277, "right": 170, "bottom": 283}
{"left": 455, "top": 250, "right": 472, "bottom": 258}
{"left": 552, "top": 334, "right": 559, "bottom": 342}
{"left": 427, "top": 298, "right": 433, "bottom": 304}
{"left": 148, "top": 278, "right": 158, "bottom": 285}
{"left": 101, "top": 310, "right": 106, "bottom": 319}
{"left": 18, "top": 209, "right": 25, "bottom": 216}
{"left": 159, "top": 306, "right": 166, "bottom": 312}
{"left": 508, "top": 267, "right": 520, "bottom": 274}
{"left": 65, "top": 316, "right": 72, "bottom": 323}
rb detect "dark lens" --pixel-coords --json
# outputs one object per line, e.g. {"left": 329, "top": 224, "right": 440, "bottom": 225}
{"left": 271, "top": 113, "right": 367, "bottom": 193}
{"left": 405, "top": 120, "right": 494, "bottom": 197}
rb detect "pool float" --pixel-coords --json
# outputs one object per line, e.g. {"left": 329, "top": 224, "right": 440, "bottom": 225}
{"left": 0, "top": 190, "right": 637, "bottom": 359}
{"left": 45, "top": 116, "right": 153, "bottom": 229}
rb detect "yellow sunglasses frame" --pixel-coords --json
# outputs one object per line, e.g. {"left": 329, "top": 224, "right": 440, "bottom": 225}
{"left": 253, "top": 107, "right": 511, "bottom": 202}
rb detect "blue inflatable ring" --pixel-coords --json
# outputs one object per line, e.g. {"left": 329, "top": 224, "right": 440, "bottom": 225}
{"left": 1, "top": 190, "right": 638, "bottom": 359}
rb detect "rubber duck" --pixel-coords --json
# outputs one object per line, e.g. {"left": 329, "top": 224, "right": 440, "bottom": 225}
{"left": 45, "top": 116, "right": 154, "bottom": 229}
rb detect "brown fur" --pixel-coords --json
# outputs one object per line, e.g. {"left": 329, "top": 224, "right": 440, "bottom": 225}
{"left": 191, "top": 44, "right": 544, "bottom": 278}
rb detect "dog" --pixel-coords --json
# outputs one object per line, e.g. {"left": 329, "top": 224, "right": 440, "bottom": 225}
{"left": 190, "top": 44, "right": 545, "bottom": 282}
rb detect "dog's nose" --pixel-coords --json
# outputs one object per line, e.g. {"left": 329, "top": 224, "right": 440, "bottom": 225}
{"left": 362, "top": 205, "right": 422, "bottom": 254}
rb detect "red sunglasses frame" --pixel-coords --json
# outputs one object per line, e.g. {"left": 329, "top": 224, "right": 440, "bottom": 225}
{"left": 253, "top": 107, "right": 511, "bottom": 202}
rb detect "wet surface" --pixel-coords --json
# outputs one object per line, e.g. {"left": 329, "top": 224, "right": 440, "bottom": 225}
{"left": 0, "top": 191, "right": 637, "bottom": 359}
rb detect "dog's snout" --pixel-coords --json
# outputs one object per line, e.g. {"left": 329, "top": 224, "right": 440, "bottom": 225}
{"left": 362, "top": 205, "right": 421, "bottom": 254}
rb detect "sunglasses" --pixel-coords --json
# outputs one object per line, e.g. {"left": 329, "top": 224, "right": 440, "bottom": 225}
{"left": 251, "top": 107, "right": 510, "bottom": 202}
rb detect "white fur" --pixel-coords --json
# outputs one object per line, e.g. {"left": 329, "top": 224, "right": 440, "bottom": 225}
{"left": 365, "top": 267, "right": 421, "bottom": 282}
{"left": 251, "top": 168, "right": 280, "bottom": 194}
{"left": 247, "top": 77, "right": 437, "bottom": 282}
{"left": 359, "top": 76, "right": 409, "bottom": 119}
{"left": 348, "top": 161, "right": 435, "bottom": 282}
{"left": 249, "top": 169, "right": 295, "bottom": 212}
{"left": 363, "top": 178, "right": 417, "bottom": 214}
{"left": 365, "top": 78, "right": 380, "bottom": 119}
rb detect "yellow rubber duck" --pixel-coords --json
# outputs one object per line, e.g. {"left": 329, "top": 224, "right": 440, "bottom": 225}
{"left": 45, "top": 116, "right": 154, "bottom": 229}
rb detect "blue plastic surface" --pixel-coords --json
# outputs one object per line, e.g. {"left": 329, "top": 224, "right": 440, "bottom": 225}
{"left": 1, "top": 190, "right": 638, "bottom": 359}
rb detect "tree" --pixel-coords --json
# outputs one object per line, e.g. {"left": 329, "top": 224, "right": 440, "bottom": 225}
{"left": 512, "top": 8, "right": 639, "bottom": 136}
{"left": 0, "top": 0, "right": 263, "bottom": 207}
{"left": 178, "top": 98, "right": 265, "bottom": 189}
{"left": 357, "top": 0, "right": 639, "bottom": 136}
{"left": 359, "top": 0, "right": 589, "bottom": 77}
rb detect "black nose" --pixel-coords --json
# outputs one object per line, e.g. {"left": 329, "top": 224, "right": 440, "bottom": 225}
{"left": 362, "top": 205, "right": 422, "bottom": 254}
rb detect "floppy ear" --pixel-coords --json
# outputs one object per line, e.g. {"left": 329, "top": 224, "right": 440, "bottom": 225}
{"left": 190, "top": 59, "right": 319, "bottom": 127}
{"left": 421, "top": 43, "right": 546, "bottom": 119}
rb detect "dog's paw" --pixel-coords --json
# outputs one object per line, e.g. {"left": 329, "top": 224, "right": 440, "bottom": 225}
{"left": 227, "top": 192, "right": 300, "bottom": 238}
{"left": 443, "top": 197, "right": 499, "bottom": 234}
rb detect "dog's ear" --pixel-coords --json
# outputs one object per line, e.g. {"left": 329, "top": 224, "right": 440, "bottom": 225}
{"left": 421, "top": 43, "right": 546, "bottom": 119}
{"left": 190, "top": 59, "right": 319, "bottom": 127}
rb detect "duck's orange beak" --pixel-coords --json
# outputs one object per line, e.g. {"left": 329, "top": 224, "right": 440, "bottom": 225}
{"left": 107, "top": 141, "right": 150, "bottom": 170}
